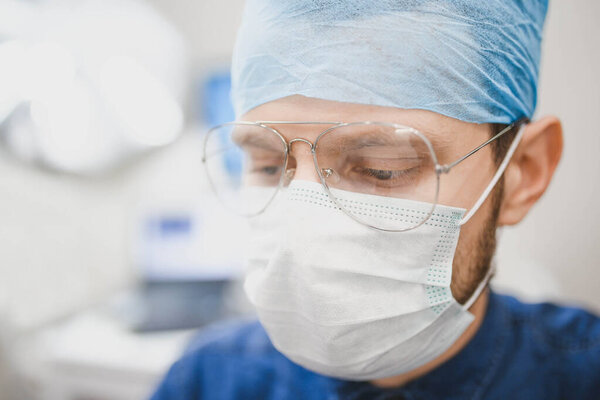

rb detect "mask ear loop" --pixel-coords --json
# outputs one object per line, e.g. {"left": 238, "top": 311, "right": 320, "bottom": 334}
{"left": 462, "top": 260, "right": 496, "bottom": 310}
{"left": 457, "top": 124, "right": 526, "bottom": 226}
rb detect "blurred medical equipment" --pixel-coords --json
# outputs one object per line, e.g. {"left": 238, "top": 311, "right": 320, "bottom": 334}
{"left": 109, "top": 71, "right": 248, "bottom": 332}
{"left": 119, "top": 205, "right": 249, "bottom": 332}
{"left": 135, "top": 209, "right": 244, "bottom": 281}
{"left": 232, "top": 0, "right": 548, "bottom": 123}
{"left": 0, "top": 0, "right": 188, "bottom": 174}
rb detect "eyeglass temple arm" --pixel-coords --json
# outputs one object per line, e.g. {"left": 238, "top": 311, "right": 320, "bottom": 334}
{"left": 438, "top": 118, "right": 528, "bottom": 174}
{"left": 457, "top": 120, "right": 528, "bottom": 226}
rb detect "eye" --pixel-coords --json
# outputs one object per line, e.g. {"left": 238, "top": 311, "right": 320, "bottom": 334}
{"left": 363, "top": 168, "right": 394, "bottom": 180}
{"left": 243, "top": 149, "right": 285, "bottom": 177}
{"left": 260, "top": 165, "right": 281, "bottom": 175}
{"left": 356, "top": 167, "right": 418, "bottom": 181}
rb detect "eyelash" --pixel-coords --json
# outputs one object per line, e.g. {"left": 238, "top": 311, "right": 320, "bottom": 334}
{"left": 356, "top": 166, "right": 419, "bottom": 180}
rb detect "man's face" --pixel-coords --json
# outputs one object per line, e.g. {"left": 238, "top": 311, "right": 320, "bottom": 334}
{"left": 243, "top": 95, "right": 505, "bottom": 304}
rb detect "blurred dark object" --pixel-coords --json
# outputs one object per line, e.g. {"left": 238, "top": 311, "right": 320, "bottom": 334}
{"left": 111, "top": 280, "right": 242, "bottom": 332}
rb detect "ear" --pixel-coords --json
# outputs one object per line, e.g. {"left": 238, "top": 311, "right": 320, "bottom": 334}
{"left": 497, "top": 116, "right": 563, "bottom": 226}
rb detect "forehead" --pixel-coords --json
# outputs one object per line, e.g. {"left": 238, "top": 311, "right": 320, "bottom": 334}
{"left": 241, "top": 95, "right": 490, "bottom": 145}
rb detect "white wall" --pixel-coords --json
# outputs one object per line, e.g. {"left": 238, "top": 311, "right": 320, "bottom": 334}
{"left": 0, "top": 0, "right": 598, "bottom": 334}
{"left": 144, "top": 0, "right": 245, "bottom": 67}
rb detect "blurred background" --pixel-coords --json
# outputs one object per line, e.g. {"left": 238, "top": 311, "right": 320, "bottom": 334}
{"left": 0, "top": 1, "right": 598, "bottom": 399}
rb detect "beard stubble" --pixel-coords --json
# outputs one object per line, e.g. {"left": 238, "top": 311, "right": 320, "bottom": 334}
{"left": 450, "top": 179, "right": 504, "bottom": 305}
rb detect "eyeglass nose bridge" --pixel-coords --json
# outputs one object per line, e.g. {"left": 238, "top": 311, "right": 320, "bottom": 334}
{"left": 286, "top": 137, "right": 324, "bottom": 183}
{"left": 288, "top": 137, "right": 316, "bottom": 152}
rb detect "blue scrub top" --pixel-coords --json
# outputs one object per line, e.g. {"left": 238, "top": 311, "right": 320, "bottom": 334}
{"left": 150, "top": 292, "right": 600, "bottom": 399}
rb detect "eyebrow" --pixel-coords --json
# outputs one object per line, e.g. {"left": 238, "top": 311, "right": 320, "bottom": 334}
{"left": 410, "top": 125, "right": 456, "bottom": 147}
{"left": 231, "top": 123, "right": 458, "bottom": 155}
{"left": 318, "top": 133, "right": 406, "bottom": 152}
{"left": 231, "top": 127, "right": 286, "bottom": 152}
{"left": 320, "top": 128, "right": 455, "bottom": 153}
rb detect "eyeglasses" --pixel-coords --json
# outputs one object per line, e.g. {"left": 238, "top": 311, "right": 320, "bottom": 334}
{"left": 202, "top": 118, "right": 528, "bottom": 232}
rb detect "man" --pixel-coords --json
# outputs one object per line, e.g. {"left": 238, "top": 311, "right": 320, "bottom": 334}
{"left": 152, "top": 1, "right": 600, "bottom": 399}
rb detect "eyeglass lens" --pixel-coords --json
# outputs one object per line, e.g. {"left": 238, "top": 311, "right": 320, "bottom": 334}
{"left": 203, "top": 122, "right": 439, "bottom": 230}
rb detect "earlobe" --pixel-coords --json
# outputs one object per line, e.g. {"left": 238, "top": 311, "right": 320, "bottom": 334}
{"left": 497, "top": 116, "right": 563, "bottom": 226}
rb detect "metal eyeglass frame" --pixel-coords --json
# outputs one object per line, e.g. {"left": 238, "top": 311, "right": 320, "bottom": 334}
{"left": 202, "top": 117, "right": 529, "bottom": 232}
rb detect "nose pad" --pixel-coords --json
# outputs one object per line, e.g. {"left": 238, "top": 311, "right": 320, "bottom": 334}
{"left": 320, "top": 167, "right": 340, "bottom": 184}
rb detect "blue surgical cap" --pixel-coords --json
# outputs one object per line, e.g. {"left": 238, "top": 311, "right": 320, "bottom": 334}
{"left": 231, "top": 0, "right": 549, "bottom": 124}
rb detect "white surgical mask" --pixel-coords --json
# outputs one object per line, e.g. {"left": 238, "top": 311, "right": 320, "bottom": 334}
{"left": 243, "top": 180, "right": 494, "bottom": 380}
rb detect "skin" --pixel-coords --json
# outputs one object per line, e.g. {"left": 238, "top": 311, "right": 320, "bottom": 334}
{"left": 243, "top": 94, "right": 563, "bottom": 388}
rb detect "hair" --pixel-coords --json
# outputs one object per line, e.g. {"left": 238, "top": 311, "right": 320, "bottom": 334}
{"left": 490, "top": 123, "right": 519, "bottom": 165}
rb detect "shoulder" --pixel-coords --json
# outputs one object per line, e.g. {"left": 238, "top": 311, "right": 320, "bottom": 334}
{"left": 150, "top": 318, "right": 329, "bottom": 400}
{"left": 184, "top": 317, "right": 276, "bottom": 357}
{"left": 498, "top": 293, "right": 600, "bottom": 351}
{"left": 495, "top": 293, "right": 600, "bottom": 396}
